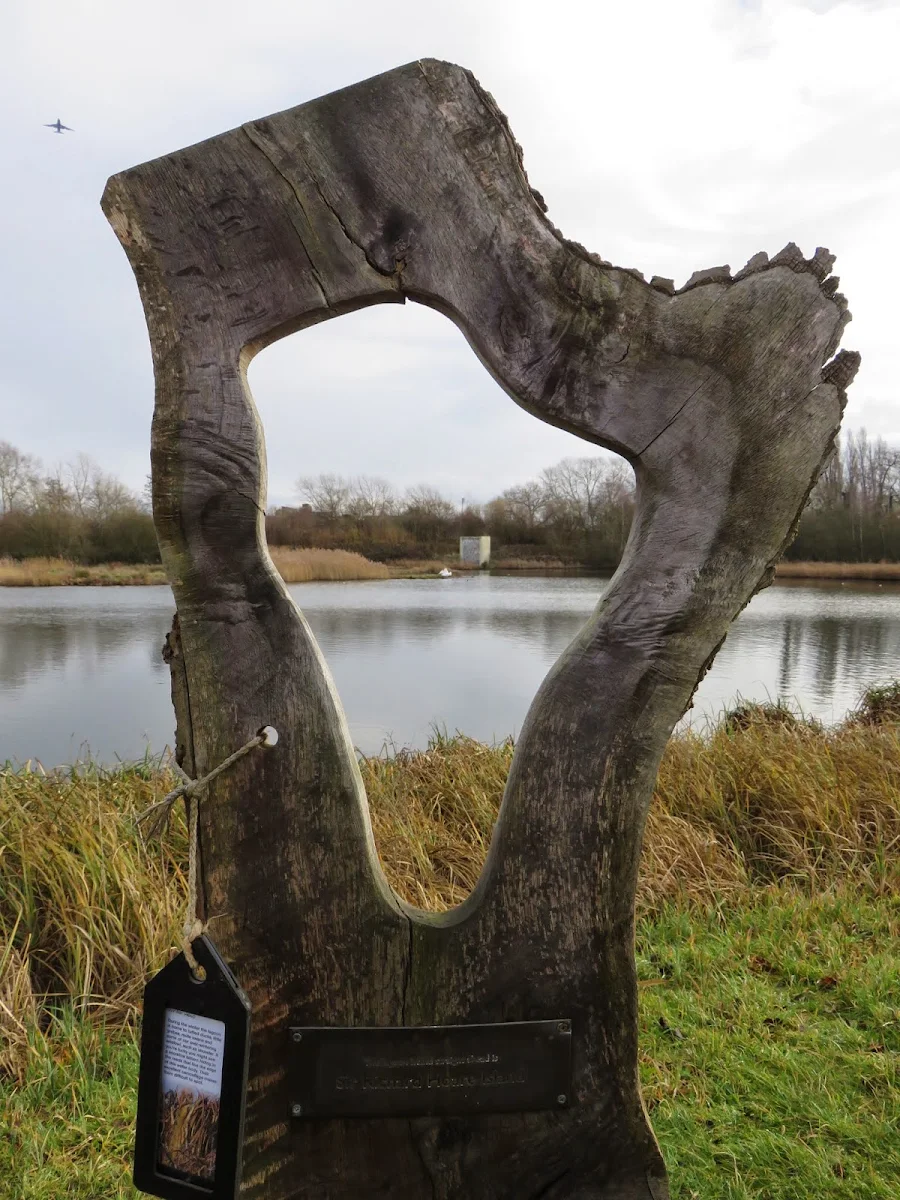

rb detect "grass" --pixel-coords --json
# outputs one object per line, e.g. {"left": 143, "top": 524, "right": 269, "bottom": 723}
{"left": 7, "top": 554, "right": 900, "bottom": 586}
{"left": 1, "top": 1012, "right": 141, "bottom": 1200}
{"left": 637, "top": 892, "right": 900, "bottom": 1198}
{"left": 0, "top": 549, "right": 390, "bottom": 587}
{"left": 0, "top": 557, "right": 167, "bottom": 586}
{"left": 775, "top": 561, "right": 900, "bottom": 580}
{"left": 0, "top": 758, "right": 185, "bottom": 1079}
{"left": 268, "top": 547, "right": 389, "bottom": 582}
{"left": 2, "top": 892, "right": 897, "bottom": 1199}
{"left": 2, "top": 692, "right": 899, "bottom": 1196}
{"left": 367, "top": 708, "right": 900, "bottom": 913}
{"left": 158, "top": 1089, "right": 219, "bottom": 1181}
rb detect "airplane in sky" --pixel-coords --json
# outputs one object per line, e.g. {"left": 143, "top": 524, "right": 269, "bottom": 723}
{"left": 45, "top": 119, "right": 73, "bottom": 134}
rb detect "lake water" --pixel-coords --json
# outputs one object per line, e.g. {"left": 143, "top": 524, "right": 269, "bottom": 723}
{"left": 1, "top": 575, "right": 899, "bottom": 767}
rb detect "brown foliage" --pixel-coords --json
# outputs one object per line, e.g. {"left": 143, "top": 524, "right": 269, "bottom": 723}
{"left": 159, "top": 1089, "right": 219, "bottom": 1181}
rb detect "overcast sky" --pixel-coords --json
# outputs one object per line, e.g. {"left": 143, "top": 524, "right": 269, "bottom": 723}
{"left": 2, "top": 0, "right": 897, "bottom": 509}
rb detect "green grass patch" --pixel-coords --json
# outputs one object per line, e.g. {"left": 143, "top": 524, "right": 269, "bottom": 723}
{"left": 2, "top": 1013, "right": 140, "bottom": 1200}
{"left": 638, "top": 891, "right": 900, "bottom": 1198}
{"left": 2, "top": 890, "right": 897, "bottom": 1199}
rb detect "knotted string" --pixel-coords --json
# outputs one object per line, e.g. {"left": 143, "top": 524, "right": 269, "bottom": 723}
{"left": 137, "top": 726, "right": 279, "bottom": 977}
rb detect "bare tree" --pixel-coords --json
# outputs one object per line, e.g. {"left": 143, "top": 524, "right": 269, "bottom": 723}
{"left": 861, "top": 434, "right": 899, "bottom": 510}
{"left": 841, "top": 428, "right": 900, "bottom": 512}
{"left": 808, "top": 438, "right": 844, "bottom": 510}
{"left": 140, "top": 474, "right": 153, "bottom": 514}
{"left": 66, "top": 453, "right": 97, "bottom": 517}
{"left": 500, "top": 481, "right": 546, "bottom": 531}
{"left": 0, "top": 441, "right": 42, "bottom": 513}
{"left": 91, "top": 471, "right": 137, "bottom": 517}
{"left": 345, "top": 475, "right": 397, "bottom": 519}
{"left": 34, "top": 471, "right": 74, "bottom": 515}
{"left": 600, "top": 459, "right": 636, "bottom": 553}
{"left": 541, "top": 456, "right": 633, "bottom": 533}
{"left": 403, "top": 484, "right": 456, "bottom": 521}
{"left": 295, "top": 473, "right": 351, "bottom": 519}
{"left": 55, "top": 453, "right": 136, "bottom": 518}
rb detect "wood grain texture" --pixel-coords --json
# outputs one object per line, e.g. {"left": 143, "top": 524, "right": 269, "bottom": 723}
{"left": 103, "top": 59, "right": 858, "bottom": 1199}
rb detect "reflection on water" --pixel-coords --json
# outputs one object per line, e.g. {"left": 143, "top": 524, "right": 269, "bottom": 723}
{"left": 0, "top": 588, "right": 175, "bottom": 768}
{"left": 1, "top": 576, "right": 898, "bottom": 766}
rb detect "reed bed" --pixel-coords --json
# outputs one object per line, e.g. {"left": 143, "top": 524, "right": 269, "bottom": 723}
{"left": 0, "top": 550, "right": 391, "bottom": 587}
{"left": 2, "top": 695, "right": 899, "bottom": 1082}
{"left": 7, "top": 555, "right": 900, "bottom": 587}
{"left": 0, "top": 557, "right": 166, "bottom": 587}
{"left": 0, "top": 762, "right": 186, "bottom": 1080}
{"left": 158, "top": 1090, "right": 219, "bottom": 1181}
{"left": 269, "top": 547, "right": 389, "bottom": 582}
{"left": 775, "top": 560, "right": 900, "bottom": 580}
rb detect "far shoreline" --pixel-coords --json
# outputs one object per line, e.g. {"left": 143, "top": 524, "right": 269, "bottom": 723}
{"left": 2, "top": 554, "right": 900, "bottom": 587}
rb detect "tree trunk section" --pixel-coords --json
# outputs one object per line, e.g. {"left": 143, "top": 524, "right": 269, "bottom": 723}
{"left": 103, "top": 59, "right": 858, "bottom": 1199}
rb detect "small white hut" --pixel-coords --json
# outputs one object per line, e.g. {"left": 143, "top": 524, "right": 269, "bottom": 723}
{"left": 459, "top": 536, "right": 491, "bottom": 566}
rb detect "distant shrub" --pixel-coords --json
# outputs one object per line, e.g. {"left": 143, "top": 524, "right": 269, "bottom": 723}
{"left": 0, "top": 510, "right": 160, "bottom": 565}
{"left": 83, "top": 512, "right": 161, "bottom": 564}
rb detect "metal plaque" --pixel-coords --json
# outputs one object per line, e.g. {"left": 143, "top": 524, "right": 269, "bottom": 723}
{"left": 288, "top": 1020, "right": 572, "bottom": 1119}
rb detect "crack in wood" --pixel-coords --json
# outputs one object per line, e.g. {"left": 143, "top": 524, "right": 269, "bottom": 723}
{"left": 241, "top": 125, "right": 332, "bottom": 310}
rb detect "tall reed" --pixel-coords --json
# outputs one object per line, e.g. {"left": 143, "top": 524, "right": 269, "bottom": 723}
{"left": 0, "top": 557, "right": 166, "bottom": 586}
{"left": 775, "top": 561, "right": 900, "bottom": 580}
{"left": 0, "top": 550, "right": 391, "bottom": 587}
{"left": 269, "top": 547, "right": 389, "bottom": 582}
{"left": 2, "top": 699, "right": 898, "bottom": 1080}
{"left": 0, "top": 761, "right": 185, "bottom": 1079}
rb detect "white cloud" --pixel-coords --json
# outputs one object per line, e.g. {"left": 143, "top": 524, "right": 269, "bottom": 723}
{"left": 2, "top": 0, "right": 897, "bottom": 507}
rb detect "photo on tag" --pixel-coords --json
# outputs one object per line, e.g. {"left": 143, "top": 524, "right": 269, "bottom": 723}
{"left": 158, "top": 1009, "right": 226, "bottom": 1183}
{"left": 133, "top": 936, "right": 250, "bottom": 1200}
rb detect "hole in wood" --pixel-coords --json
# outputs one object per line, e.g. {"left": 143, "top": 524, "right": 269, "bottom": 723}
{"left": 246, "top": 301, "right": 633, "bottom": 910}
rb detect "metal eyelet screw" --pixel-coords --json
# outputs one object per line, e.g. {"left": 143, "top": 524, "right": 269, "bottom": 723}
{"left": 292, "top": 1031, "right": 303, "bottom": 1042}
{"left": 557, "top": 1021, "right": 570, "bottom": 1034}
{"left": 556, "top": 1094, "right": 567, "bottom": 1105}
{"left": 291, "top": 1103, "right": 303, "bottom": 1117}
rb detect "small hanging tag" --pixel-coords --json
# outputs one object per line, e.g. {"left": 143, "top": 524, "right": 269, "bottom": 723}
{"left": 133, "top": 935, "right": 251, "bottom": 1199}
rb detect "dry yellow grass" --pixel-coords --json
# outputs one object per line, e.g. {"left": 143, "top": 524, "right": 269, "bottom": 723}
{"left": 775, "top": 560, "right": 900, "bottom": 580}
{"left": 0, "top": 557, "right": 166, "bottom": 587}
{"left": 7, "top": 554, "right": 900, "bottom": 586}
{"left": 366, "top": 736, "right": 512, "bottom": 909}
{"left": 3, "top": 696, "right": 898, "bottom": 1080}
{"left": 159, "top": 1090, "right": 219, "bottom": 1181}
{"left": 0, "top": 762, "right": 185, "bottom": 1078}
{"left": 269, "top": 547, "right": 389, "bottom": 582}
{"left": 367, "top": 714, "right": 900, "bottom": 913}
{"left": 0, "top": 925, "right": 43, "bottom": 1082}
{"left": 0, "top": 550, "right": 390, "bottom": 587}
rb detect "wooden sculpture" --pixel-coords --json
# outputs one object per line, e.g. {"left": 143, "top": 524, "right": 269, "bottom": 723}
{"left": 104, "top": 59, "right": 858, "bottom": 1199}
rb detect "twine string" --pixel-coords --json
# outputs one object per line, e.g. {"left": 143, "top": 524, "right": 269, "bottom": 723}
{"left": 136, "top": 725, "right": 279, "bottom": 977}
{"left": 182, "top": 791, "right": 204, "bottom": 974}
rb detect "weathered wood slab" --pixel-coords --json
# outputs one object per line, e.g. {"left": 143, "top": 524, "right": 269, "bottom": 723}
{"left": 103, "top": 59, "right": 857, "bottom": 1199}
